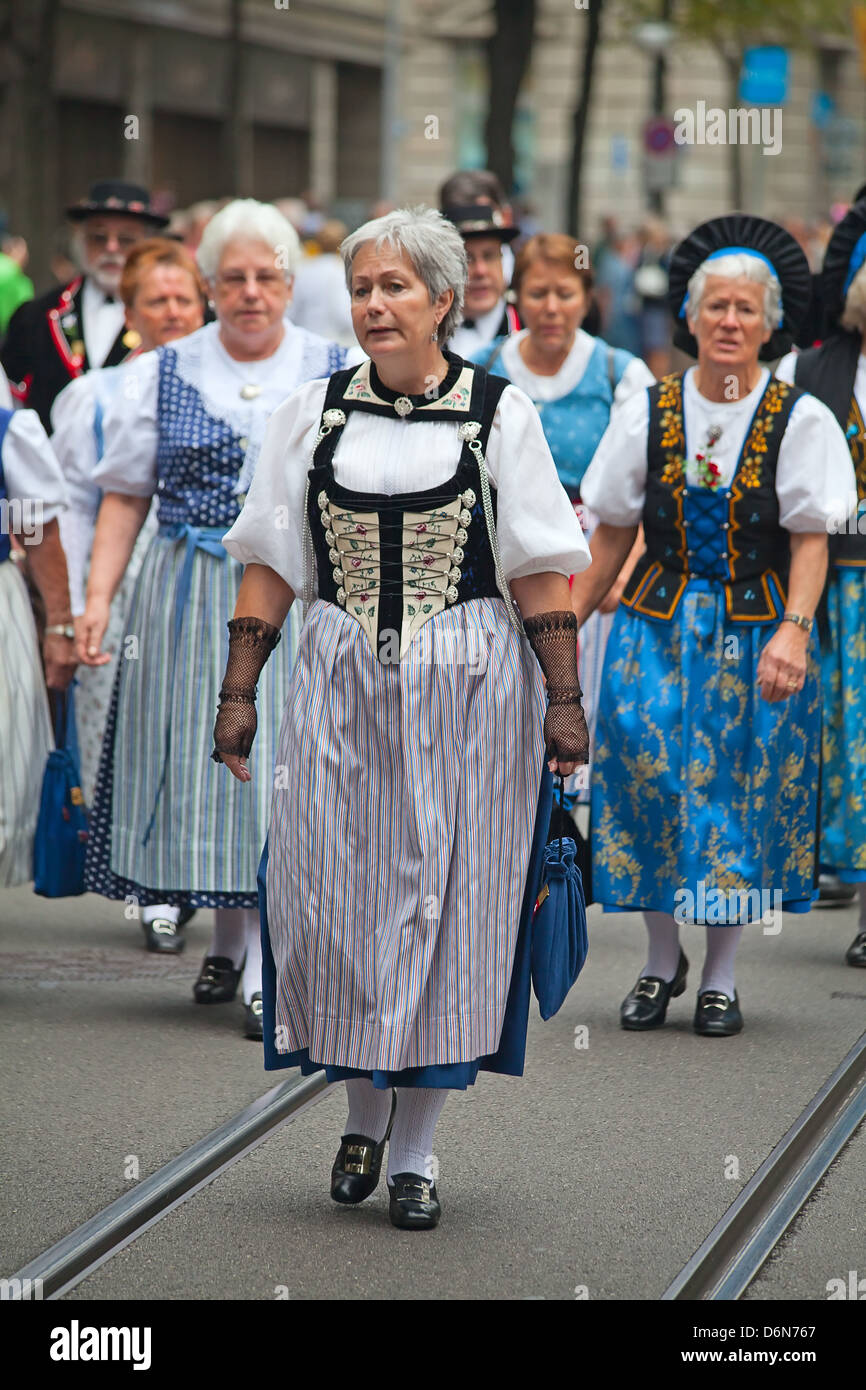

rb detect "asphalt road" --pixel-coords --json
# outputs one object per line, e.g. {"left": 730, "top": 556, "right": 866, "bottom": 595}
{"left": 1, "top": 883, "right": 864, "bottom": 1299}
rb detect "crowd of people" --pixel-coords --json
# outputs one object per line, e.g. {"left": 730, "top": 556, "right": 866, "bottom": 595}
{"left": 2, "top": 167, "right": 865, "bottom": 1231}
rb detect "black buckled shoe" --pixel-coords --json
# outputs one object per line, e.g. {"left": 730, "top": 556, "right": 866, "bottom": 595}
{"left": 243, "top": 992, "right": 264, "bottom": 1040}
{"left": 176, "top": 904, "right": 198, "bottom": 929}
{"left": 694, "top": 989, "right": 743, "bottom": 1036}
{"left": 331, "top": 1094, "right": 396, "bottom": 1206}
{"left": 845, "top": 932, "right": 866, "bottom": 967}
{"left": 142, "top": 916, "right": 185, "bottom": 954}
{"left": 816, "top": 873, "right": 857, "bottom": 908}
{"left": 620, "top": 949, "right": 688, "bottom": 1030}
{"left": 388, "top": 1172, "right": 441, "bottom": 1230}
{"left": 193, "top": 955, "right": 242, "bottom": 1003}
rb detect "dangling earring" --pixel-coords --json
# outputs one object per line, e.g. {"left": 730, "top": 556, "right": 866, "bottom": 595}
{"left": 431, "top": 323, "right": 439, "bottom": 342}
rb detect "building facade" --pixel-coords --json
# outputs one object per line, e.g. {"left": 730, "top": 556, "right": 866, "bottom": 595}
{"left": 1, "top": 0, "right": 864, "bottom": 261}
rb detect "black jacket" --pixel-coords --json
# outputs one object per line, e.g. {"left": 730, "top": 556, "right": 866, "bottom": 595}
{"left": 1, "top": 277, "right": 131, "bottom": 432}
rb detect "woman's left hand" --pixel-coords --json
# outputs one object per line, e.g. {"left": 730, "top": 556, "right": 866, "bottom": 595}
{"left": 757, "top": 624, "right": 809, "bottom": 703}
{"left": 544, "top": 700, "right": 590, "bottom": 777}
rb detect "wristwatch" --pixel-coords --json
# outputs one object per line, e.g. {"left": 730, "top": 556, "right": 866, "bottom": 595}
{"left": 782, "top": 612, "right": 813, "bottom": 635}
{"left": 44, "top": 623, "right": 76, "bottom": 640}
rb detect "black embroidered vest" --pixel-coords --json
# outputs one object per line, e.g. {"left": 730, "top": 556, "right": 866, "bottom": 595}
{"left": 305, "top": 352, "right": 510, "bottom": 662}
{"left": 621, "top": 373, "right": 803, "bottom": 623}
{"left": 793, "top": 337, "right": 866, "bottom": 566}
{"left": 829, "top": 396, "right": 866, "bottom": 566}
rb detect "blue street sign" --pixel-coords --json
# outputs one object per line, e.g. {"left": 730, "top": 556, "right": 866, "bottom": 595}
{"left": 740, "top": 47, "right": 789, "bottom": 106}
{"left": 610, "top": 135, "right": 629, "bottom": 171}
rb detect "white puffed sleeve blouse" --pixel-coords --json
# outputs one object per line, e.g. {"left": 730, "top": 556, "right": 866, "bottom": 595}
{"left": 580, "top": 366, "right": 856, "bottom": 532}
{"left": 223, "top": 378, "right": 591, "bottom": 598}
{"left": 2, "top": 409, "right": 68, "bottom": 523}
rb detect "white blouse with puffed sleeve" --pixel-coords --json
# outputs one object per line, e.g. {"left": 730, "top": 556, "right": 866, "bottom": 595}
{"left": 223, "top": 378, "right": 591, "bottom": 598}
{"left": 580, "top": 367, "right": 856, "bottom": 532}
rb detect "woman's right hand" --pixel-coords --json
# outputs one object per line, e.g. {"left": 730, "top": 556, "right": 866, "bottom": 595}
{"left": 77, "top": 596, "right": 112, "bottom": 666}
{"left": 216, "top": 753, "right": 252, "bottom": 784}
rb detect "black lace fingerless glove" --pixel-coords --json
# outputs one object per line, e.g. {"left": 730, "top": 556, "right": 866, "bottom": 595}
{"left": 212, "top": 616, "right": 282, "bottom": 763}
{"left": 523, "top": 609, "right": 590, "bottom": 764}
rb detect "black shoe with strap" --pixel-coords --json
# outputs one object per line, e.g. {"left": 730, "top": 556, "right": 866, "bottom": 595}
{"left": 694, "top": 989, "right": 743, "bottom": 1036}
{"left": 815, "top": 873, "right": 857, "bottom": 908}
{"left": 845, "top": 932, "right": 866, "bottom": 968}
{"left": 142, "top": 916, "right": 185, "bottom": 955}
{"left": 388, "top": 1172, "right": 441, "bottom": 1230}
{"left": 620, "top": 949, "right": 689, "bottom": 1030}
{"left": 331, "top": 1093, "right": 397, "bottom": 1206}
{"left": 243, "top": 991, "right": 264, "bottom": 1040}
{"left": 193, "top": 955, "right": 242, "bottom": 1004}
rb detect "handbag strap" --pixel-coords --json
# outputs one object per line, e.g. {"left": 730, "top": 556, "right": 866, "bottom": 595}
{"left": 50, "top": 686, "right": 68, "bottom": 750}
{"left": 556, "top": 771, "right": 565, "bottom": 862}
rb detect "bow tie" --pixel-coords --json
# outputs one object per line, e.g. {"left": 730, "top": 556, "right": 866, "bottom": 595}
{"left": 462, "top": 318, "right": 476, "bottom": 330}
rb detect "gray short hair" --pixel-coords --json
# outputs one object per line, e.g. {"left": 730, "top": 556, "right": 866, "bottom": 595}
{"left": 341, "top": 205, "right": 467, "bottom": 344}
{"left": 686, "top": 253, "right": 783, "bottom": 333}
{"left": 196, "top": 198, "right": 301, "bottom": 282}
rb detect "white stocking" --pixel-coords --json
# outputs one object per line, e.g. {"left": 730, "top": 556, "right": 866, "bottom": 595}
{"left": 387, "top": 1087, "right": 449, "bottom": 1185}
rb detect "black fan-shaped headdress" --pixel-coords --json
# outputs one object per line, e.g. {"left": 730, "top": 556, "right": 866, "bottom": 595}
{"left": 820, "top": 198, "right": 866, "bottom": 329}
{"left": 667, "top": 214, "right": 812, "bottom": 361}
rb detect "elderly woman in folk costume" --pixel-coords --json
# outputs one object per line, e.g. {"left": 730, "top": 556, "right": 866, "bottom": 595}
{"left": 215, "top": 206, "right": 590, "bottom": 1229}
{"left": 52, "top": 238, "right": 207, "bottom": 822}
{"left": 0, "top": 409, "right": 77, "bottom": 884}
{"left": 776, "top": 198, "right": 866, "bottom": 970}
{"left": 470, "top": 232, "right": 654, "bottom": 821}
{"left": 572, "top": 216, "right": 855, "bottom": 1037}
{"left": 77, "top": 199, "right": 356, "bottom": 1038}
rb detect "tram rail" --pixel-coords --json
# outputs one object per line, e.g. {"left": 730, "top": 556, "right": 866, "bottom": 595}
{"left": 5, "top": 1031, "right": 865, "bottom": 1301}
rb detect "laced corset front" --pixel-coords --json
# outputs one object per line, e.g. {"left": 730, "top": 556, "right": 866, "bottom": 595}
{"left": 307, "top": 454, "right": 501, "bottom": 662}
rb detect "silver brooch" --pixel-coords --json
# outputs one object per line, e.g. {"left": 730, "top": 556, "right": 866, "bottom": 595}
{"left": 394, "top": 397, "right": 414, "bottom": 417}
{"left": 323, "top": 408, "right": 347, "bottom": 428}
{"left": 460, "top": 488, "right": 476, "bottom": 507}
{"left": 239, "top": 384, "right": 262, "bottom": 400}
{"left": 457, "top": 421, "right": 481, "bottom": 440}
{"left": 317, "top": 491, "right": 329, "bottom": 508}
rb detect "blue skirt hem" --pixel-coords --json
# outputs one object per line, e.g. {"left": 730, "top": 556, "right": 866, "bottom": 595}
{"left": 598, "top": 892, "right": 816, "bottom": 922}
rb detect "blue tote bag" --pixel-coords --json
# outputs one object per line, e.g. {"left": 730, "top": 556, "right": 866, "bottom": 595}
{"left": 531, "top": 774, "right": 589, "bottom": 1020}
{"left": 33, "top": 687, "right": 89, "bottom": 898}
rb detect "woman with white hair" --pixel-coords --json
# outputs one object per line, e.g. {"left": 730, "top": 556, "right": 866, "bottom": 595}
{"left": 215, "top": 205, "right": 590, "bottom": 1228}
{"left": 776, "top": 198, "right": 866, "bottom": 969}
{"left": 571, "top": 216, "right": 855, "bottom": 1036}
{"left": 77, "top": 198, "right": 355, "bottom": 1036}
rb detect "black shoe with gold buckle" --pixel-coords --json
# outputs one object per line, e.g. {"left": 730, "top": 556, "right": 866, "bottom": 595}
{"left": 243, "top": 991, "right": 264, "bottom": 1040}
{"left": 193, "top": 955, "right": 242, "bottom": 1004}
{"left": 142, "top": 916, "right": 185, "bottom": 955}
{"left": 388, "top": 1172, "right": 441, "bottom": 1230}
{"left": 694, "top": 989, "right": 743, "bottom": 1036}
{"left": 620, "top": 949, "right": 688, "bottom": 1030}
{"left": 331, "top": 1093, "right": 396, "bottom": 1205}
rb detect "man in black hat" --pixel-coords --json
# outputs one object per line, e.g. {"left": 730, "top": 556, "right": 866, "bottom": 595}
{"left": 1, "top": 180, "right": 169, "bottom": 432}
{"left": 441, "top": 198, "right": 522, "bottom": 358}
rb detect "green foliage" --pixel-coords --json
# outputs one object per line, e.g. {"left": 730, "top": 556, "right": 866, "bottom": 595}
{"left": 619, "top": 0, "right": 851, "bottom": 48}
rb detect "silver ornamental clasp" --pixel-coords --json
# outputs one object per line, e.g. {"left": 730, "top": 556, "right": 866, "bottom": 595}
{"left": 394, "top": 396, "right": 414, "bottom": 417}
{"left": 458, "top": 420, "right": 481, "bottom": 440}
{"left": 323, "top": 408, "right": 347, "bottom": 428}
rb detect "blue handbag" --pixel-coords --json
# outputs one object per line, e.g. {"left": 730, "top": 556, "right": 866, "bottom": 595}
{"left": 531, "top": 774, "right": 589, "bottom": 1020}
{"left": 33, "top": 687, "right": 89, "bottom": 898}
